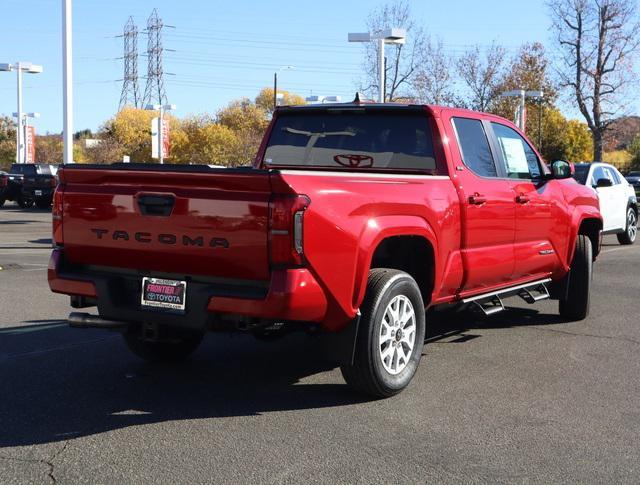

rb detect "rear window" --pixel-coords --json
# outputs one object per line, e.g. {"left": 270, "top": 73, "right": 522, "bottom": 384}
{"left": 264, "top": 111, "right": 436, "bottom": 171}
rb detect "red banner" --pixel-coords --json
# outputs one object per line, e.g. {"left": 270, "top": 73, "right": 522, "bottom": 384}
{"left": 25, "top": 125, "right": 36, "bottom": 163}
{"left": 162, "top": 118, "right": 171, "bottom": 158}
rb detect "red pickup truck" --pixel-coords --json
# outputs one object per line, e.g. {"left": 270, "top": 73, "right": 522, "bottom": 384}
{"left": 48, "top": 103, "right": 602, "bottom": 397}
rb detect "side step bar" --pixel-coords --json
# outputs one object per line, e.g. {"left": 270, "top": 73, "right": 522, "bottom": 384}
{"left": 462, "top": 278, "right": 552, "bottom": 316}
{"left": 68, "top": 312, "right": 128, "bottom": 329}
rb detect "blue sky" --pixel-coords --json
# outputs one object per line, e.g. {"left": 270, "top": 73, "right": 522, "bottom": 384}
{"left": 1, "top": 0, "right": 576, "bottom": 134}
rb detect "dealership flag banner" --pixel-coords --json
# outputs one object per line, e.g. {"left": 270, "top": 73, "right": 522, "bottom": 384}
{"left": 162, "top": 118, "right": 170, "bottom": 158}
{"left": 151, "top": 117, "right": 171, "bottom": 159}
{"left": 25, "top": 125, "right": 36, "bottom": 164}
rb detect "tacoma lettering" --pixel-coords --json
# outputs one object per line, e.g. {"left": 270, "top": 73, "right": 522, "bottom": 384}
{"left": 90, "top": 229, "right": 229, "bottom": 248}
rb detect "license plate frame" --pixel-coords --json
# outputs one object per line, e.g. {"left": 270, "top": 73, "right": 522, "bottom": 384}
{"left": 141, "top": 277, "right": 187, "bottom": 312}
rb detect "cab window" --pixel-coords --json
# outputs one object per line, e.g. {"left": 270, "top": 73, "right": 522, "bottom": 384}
{"left": 491, "top": 123, "right": 541, "bottom": 179}
{"left": 451, "top": 118, "right": 497, "bottom": 177}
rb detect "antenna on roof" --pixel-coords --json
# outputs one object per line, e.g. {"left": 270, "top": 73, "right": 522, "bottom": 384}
{"left": 353, "top": 92, "right": 362, "bottom": 103}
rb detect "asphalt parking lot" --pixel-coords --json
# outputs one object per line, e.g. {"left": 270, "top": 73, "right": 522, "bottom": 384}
{"left": 0, "top": 207, "right": 638, "bottom": 484}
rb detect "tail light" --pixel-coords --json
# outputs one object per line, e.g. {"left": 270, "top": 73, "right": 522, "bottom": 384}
{"left": 52, "top": 186, "right": 64, "bottom": 246}
{"left": 268, "top": 194, "right": 310, "bottom": 267}
{"left": 0, "top": 176, "right": 7, "bottom": 188}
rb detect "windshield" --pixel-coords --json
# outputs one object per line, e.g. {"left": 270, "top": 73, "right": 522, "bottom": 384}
{"left": 573, "top": 165, "right": 590, "bottom": 185}
{"left": 264, "top": 111, "right": 437, "bottom": 172}
{"left": 10, "top": 164, "right": 53, "bottom": 175}
{"left": 628, "top": 171, "right": 640, "bottom": 177}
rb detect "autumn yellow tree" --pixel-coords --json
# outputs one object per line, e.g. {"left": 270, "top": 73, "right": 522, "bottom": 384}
{"left": 217, "top": 98, "right": 270, "bottom": 165}
{"left": 255, "top": 88, "right": 305, "bottom": 116}
{"left": 101, "top": 108, "right": 180, "bottom": 162}
{"left": 171, "top": 115, "right": 240, "bottom": 166}
{"left": 535, "top": 107, "right": 592, "bottom": 162}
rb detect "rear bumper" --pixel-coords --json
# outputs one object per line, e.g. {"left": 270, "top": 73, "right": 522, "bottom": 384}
{"left": 48, "top": 248, "right": 328, "bottom": 329}
{"left": 208, "top": 268, "right": 327, "bottom": 322}
{"left": 22, "top": 187, "right": 54, "bottom": 199}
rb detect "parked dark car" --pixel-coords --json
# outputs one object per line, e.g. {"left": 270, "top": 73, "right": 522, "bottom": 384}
{"left": 9, "top": 163, "right": 59, "bottom": 209}
{"left": 625, "top": 171, "right": 640, "bottom": 194}
{"left": 0, "top": 169, "right": 30, "bottom": 208}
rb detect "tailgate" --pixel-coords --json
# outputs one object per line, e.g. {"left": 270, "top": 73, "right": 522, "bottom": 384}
{"left": 59, "top": 166, "right": 273, "bottom": 281}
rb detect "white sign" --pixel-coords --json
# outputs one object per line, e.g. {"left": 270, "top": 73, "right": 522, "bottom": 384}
{"left": 500, "top": 137, "right": 529, "bottom": 174}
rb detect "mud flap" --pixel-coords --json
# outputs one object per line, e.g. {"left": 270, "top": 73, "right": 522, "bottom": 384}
{"left": 319, "top": 313, "right": 361, "bottom": 366}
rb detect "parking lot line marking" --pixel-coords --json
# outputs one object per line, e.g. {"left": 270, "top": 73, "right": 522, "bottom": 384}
{"left": 0, "top": 322, "right": 67, "bottom": 335}
{"left": 601, "top": 246, "right": 638, "bottom": 254}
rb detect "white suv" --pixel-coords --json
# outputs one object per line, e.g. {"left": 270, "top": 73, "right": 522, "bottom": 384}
{"left": 573, "top": 162, "right": 637, "bottom": 245}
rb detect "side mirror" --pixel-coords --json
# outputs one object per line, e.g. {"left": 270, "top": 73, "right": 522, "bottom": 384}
{"left": 550, "top": 160, "right": 572, "bottom": 179}
{"left": 595, "top": 178, "right": 613, "bottom": 188}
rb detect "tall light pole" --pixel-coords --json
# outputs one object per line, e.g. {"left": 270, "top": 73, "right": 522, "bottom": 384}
{"left": 348, "top": 29, "right": 406, "bottom": 103}
{"left": 62, "top": 0, "right": 73, "bottom": 164}
{"left": 273, "top": 66, "right": 294, "bottom": 110}
{"left": 501, "top": 89, "right": 544, "bottom": 132}
{"left": 146, "top": 104, "right": 175, "bottom": 164}
{"left": 0, "top": 62, "right": 43, "bottom": 163}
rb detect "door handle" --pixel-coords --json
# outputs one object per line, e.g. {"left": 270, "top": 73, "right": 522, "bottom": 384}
{"left": 468, "top": 193, "right": 487, "bottom": 205}
{"left": 515, "top": 194, "right": 530, "bottom": 204}
{"left": 137, "top": 194, "right": 176, "bottom": 216}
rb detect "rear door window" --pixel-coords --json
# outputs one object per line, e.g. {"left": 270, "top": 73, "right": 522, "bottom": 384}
{"left": 451, "top": 118, "right": 497, "bottom": 177}
{"left": 264, "top": 111, "right": 436, "bottom": 171}
{"left": 603, "top": 167, "right": 620, "bottom": 184}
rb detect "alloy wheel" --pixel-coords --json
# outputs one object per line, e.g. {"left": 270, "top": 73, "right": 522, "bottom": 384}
{"left": 379, "top": 294, "right": 416, "bottom": 375}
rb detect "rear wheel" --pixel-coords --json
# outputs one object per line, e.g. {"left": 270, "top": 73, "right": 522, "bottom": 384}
{"left": 617, "top": 207, "right": 637, "bottom": 245}
{"left": 35, "top": 198, "right": 52, "bottom": 210}
{"left": 123, "top": 329, "right": 204, "bottom": 362}
{"left": 559, "top": 235, "right": 592, "bottom": 321}
{"left": 0, "top": 198, "right": 5, "bottom": 208}
{"left": 341, "top": 268, "right": 426, "bottom": 398}
{"left": 17, "top": 197, "right": 34, "bottom": 209}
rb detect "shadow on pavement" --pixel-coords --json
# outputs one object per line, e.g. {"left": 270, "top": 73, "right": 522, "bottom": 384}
{"left": 0, "top": 305, "right": 563, "bottom": 448}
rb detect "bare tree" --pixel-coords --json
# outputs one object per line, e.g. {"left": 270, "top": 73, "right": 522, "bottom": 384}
{"left": 412, "top": 38, "right": 456, "bottom": 105}
{"left": 360, "top": 1, "right": 426, "bottom": 101}
{"left": 549, "top": 0, "right": 640, "bottom": 161}
{"left": 456, "top": 43, "right": 507, "bottom": 112}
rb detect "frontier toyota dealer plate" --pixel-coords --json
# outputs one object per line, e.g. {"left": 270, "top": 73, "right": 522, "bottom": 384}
{"left": 141, "top": 277, "right": 187, "bottom": 312}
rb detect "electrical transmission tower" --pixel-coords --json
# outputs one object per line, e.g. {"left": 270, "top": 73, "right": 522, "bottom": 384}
{"left": 142, "top": 9, "right": 168, "bottom": 107}
{"left": 118, "top": 16, "right": 140, "bottom": 110}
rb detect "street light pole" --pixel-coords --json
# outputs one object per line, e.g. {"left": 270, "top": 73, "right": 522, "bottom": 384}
{"left": 273, "top": 72, "right": 277, "bottom": 110}
{"left": 273, "top": 66, "right": 294, "bottom": 110}
{"left": 62, "top": 0, "right": 74, "bottom": 164}
{"left": 377, "top": 38, "right": 385, "bottom": 102}
{"left": 348, "top": 29, "right": 406, "bottom": 103}
{"left": 16, "top": 63, "right": 23, "bottom": 164}
{"left": 500, "top": 89, "right": 544, "bottom": 132}
{"left": 0, "top": 62, "right": 44, "bottom": 163}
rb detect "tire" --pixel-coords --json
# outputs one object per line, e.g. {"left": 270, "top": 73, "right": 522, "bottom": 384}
{"left": 617, "top": 207, "right": 637, "bottom": 245}
{"left": 0, "top": 198, "right": 5, "bottom": 208}
{"left": 17, "top": 197, "right": 34, "bottom": 209}
{"left": 559, "top": 235, "right": 592, "bottom": 321}
{"left": 123, "top": 329, "right": 204, "bottom": 363}
{"left": 341, "top": 268, "right": 426, "bottom": 398}
{"left": 35, "top": 198, "right": 51, "bottom": 210}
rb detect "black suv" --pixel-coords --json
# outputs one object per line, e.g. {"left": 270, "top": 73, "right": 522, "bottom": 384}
{"left": 8, "top": 164, "right": 59, "bottom": 209}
